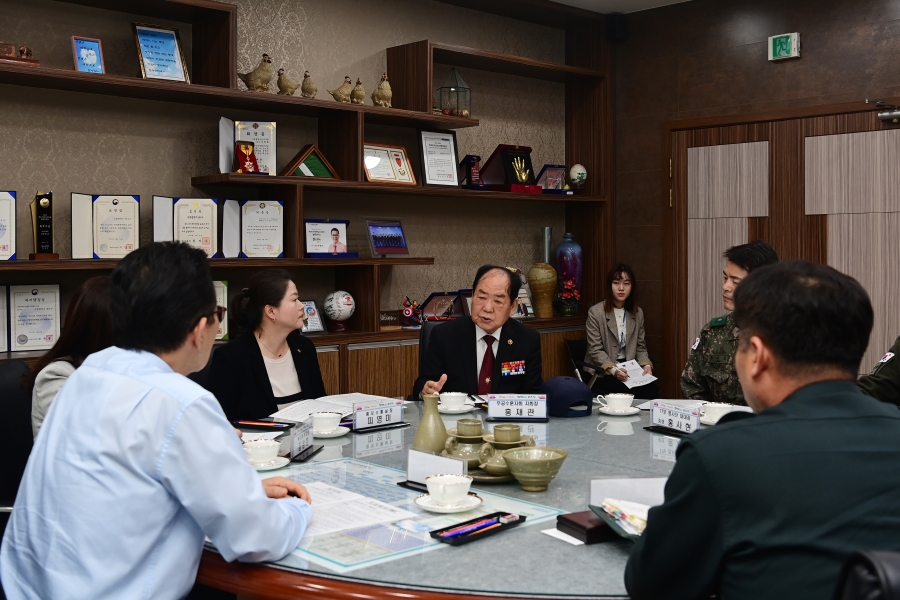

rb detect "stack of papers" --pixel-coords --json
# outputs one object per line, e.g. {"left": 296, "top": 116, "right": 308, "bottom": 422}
{"left": 615, "top": 359, "right": 658, "bottom": 389}
{"left": 269, "top": 393, "right": 398, "bottom": 422}
{"left": 601, "top": 498, "right": 650, "bottom": 536}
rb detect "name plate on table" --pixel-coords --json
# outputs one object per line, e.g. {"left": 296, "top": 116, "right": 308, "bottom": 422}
{"left": 646, "top": 401, "right": 699, "bottom": 436}
{"left": 354, "top": 428, "right": 404, "bottom": 459}
{"left": 353, "top": 398, "right": 403, "bottom": 431}
{"left": 291, "top": 421, "right": 313, "bottom": 458}
{"left": 486, "top": 394, "right": 548, "bottom": 420}
{"left": 400, "top": 449, "right": 467, "bottom": 491}
{"left": 651, "top": 434, "right": 679, "bottom": 463}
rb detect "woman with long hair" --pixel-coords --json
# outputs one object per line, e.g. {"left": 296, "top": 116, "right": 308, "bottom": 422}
{"left": 206, "top": 269, "right": 326, "bottom": 421}
{"left": 25, "top": 276, "right": 113, "bottom": 437}
{"left": 583, "top": 264, "right": 658, "bottom": 400}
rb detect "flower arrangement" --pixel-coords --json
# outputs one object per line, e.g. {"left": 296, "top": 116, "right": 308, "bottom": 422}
{"left": 558, "top": 279, "right": 581, "bottom": 316}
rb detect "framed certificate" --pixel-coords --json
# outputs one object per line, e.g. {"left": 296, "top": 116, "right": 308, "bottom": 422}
{"left": 72, "top": 36, "right": 105, "bottom": 74}
{"left": 93, "top": 195, "right": 139, "bottom": 258}
{"left": 300, "top": 300, "right": 325, "bottom": 334}
{"left": 235, "top": 121, "right": 276, "bottom": 175}
{"left": 418, "top": 129, "right": 459, "bottom": 187}
{"left": 133, "top": 23, "right": 190, "bottom": 83}
{"left": 174, "top": 198, "right": 218, "bottom": 257}
{"left": 0, "top": 286, "right": 7, "bottom": 352}
{"left": 10, "top": 285, "right": 61, "bottom": 352}
{"left": 365, "top": 218, "right": 409, "bottom": 257}
{"left": 304, "top": 219, "right": 357, "bottom": 257}
{"left": 213, "top": 281, "right": 228, "bottom": 340}
{"left": 0, "top": 191, "right": 15, "bottom": 260}
{"left": 363, "top": 143, "right": 416, "bottom": 185}
{"left": 240, "top": 200, "right": 283, "bottom": 258}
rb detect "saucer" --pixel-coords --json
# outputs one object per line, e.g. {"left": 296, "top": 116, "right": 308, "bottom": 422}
{"left": 414, "top": 493, "right": 483, "bottom": 513}
{"left": 482, "top": 434, "right": 534, "bottom": 447}
{"left": 700, "top": 416, "right": 722, "bottom": 426}
{"left": 439, "top": 405, "right": 475, "bottom": 415}
{"left": 446, "top": 428, "right": 485, "bottom": 443}
{"left": 597, "top": 406, "right": 640, "bottom": 416}
{"left": 251, "top": 456, "right": 291, "bottom": 471}
{"left": 468, "top": 468, "right": 515, "bottom": 483}
{"left": 314, "top": 426, "right": 350, "bottom": 439}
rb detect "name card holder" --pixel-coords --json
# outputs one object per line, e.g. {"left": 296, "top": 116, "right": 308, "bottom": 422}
{"left": 643, "top": 401, "right": 700, "bottom": 437}
{"left": 485, "top": 394, "right": 549, "bottom": 423}
{"left": 351, "top": 398, "right": 408, "bottom": 434}
{"left": 398, "top": 449, "right": 466, "bottom": 492}
{"left": 289, "top": 420, "right": 324, "bottom": 462}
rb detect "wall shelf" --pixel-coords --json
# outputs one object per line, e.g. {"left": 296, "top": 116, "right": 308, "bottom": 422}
{"left": 0, "top": 257, "right": 434, "bottom": 272}
{"left": 431, "top": 42, "right": 604, "bottom": 83}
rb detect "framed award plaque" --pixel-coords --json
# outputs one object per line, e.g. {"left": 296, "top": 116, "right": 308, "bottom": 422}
{"left": 365, "top": 218, "right": 409, "bottom": 257}
{"left": 0, "top": 191, "right": 15, "bottom": 260}
{"left": 213, "top": 281, "right": 229, "bottom": 340}
{"left": 304, "top": 219, "right": 357, "bottom": 258}
{"left": 418, "top": 129, "right": 459, "bottom": 187}
{"left": 72, "top": 36, "right": 105, "bottom": 74}
{"left": 133, "top": 23, "right": 190, "bottom": 83}
{"left": 363, "top": 143, "right": 416, "bottom": 185}
{"left": 300, "top": 300, "right": 325, "bottom": 334}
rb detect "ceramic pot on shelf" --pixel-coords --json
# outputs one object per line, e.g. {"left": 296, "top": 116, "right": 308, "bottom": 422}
{"left": 554, "top": 233, "right": 583, "bottom": 292}
{"left": 527, "top": 262, "right": 557, "bottom": 319}
{"left": 413, "top": 394, "right": 447, "bottom": 453}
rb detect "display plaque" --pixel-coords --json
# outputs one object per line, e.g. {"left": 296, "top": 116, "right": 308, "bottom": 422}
{"left": 174, "top": 198, "right": 218, "bottom": 257}
{"left": 363, "top": 143, "right": 416, "bottom": 185}
{"left": 213, "top": 280, "right": 228, "bottom": 340}
{"left": 235, "top": 121, "right": 276, "bottom": 175}
{"left": 30, "top": 192, "right": 56, "bottom": 258}
{"left": 10, "top": 284, "right": 61, "bottom": 352}
{"left": 240, "top": 200, "right": 283, "bottom": 258}
{"left": 0, "top": 191, "right": 15, "bottom": 260}
{"left": 133, "top": 23, "right": 189, "bottom": 83}
{"left": 93, "top": 195, "right": 139, "bottom": 258}
{"left": 418, "top": 129, "right": 459, "bottom": 187}
{"left": 300, "top": 301, "right": 325, "bottom": 333}
{"left": 0, "top": 286, "right": 7, "bottom": 352}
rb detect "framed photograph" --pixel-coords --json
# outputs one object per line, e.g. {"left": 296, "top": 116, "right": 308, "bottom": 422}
{"left": 304, "top": 219, "right": 357, "bottom": 258}
{"left": 133, "top": 23, "right": 190, "bottom": 83}
{"left": 418, "top": 129, "right": 459, "bottom": 187}
{"left": 458, "top": 289, "right": 473, "bottom": 317}
{"left": 300, "top": 300, "right": 326, "bottom": 334}
{"left": 365, "top": 218, "right": 409, "bottom": 257}
{"left": 363, "top": 143, "right": 416, "bottom": 185}
{"left": 279, "top": 144, "right": 340, "bottom": 178}
{"left": 71, "top": 36, "right": 105, "bottom": 74}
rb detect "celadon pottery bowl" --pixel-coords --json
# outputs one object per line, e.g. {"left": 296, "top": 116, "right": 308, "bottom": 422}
{"left": 501, "top": 447, "right": 569, "bottom": 492}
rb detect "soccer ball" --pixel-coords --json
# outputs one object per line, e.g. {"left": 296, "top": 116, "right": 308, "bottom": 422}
{"left": 323, "top": 291, "right": 355, "bottom": 322}
{"left": 569, "top": 164, "right": 587, "bottom": 187}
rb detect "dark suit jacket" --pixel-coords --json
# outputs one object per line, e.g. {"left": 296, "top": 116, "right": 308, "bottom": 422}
{"left": 206, "top": 330, "right": 327, "bottom": 421}
{"left": 412, "top": 318, "right": 543, "bottom": 399}
{"left": 625, "top": 381, "right": 900, "bottom": 600}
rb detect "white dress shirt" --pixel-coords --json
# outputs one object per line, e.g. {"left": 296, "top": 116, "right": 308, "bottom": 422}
{"left": 1, "top": 346, "right": 312, "bottom": 600}
{"left": 475, "top": 324, "right": 502, "bottom": 376}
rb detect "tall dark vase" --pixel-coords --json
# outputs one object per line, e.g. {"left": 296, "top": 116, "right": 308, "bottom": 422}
{"left": 554, "top": 233, "right": 583, "bottom": 291}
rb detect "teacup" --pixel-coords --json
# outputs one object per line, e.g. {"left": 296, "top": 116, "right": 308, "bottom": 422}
{"left": 597, "top": 420, "right": 635, "bottom": 436}
{"left": 312, "top": 412, "right": 342, "bottom": 434}
{"left": 701, "top": 402, "right": 733, "bottom": 422}
{"left": 425, "top": 473, "right": 473, "bottom": 506}
{"left": 493, "top": 424, "right": 521, "bottom": 442}
{"left": 596, "top": 393, "right": 634, "bottom": 411}
{"left": 243, "top": 439, "right": 280, "bottom": 465}
{"left": 456, "top": 418, "right": 483, "bottom": 437}
{"left": 439, "top": 392, "right": 467, "bottom": 410}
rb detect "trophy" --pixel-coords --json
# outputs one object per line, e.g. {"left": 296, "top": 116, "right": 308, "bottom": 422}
{"left": 29, "top": 191, "right": 58, "bottom": 260}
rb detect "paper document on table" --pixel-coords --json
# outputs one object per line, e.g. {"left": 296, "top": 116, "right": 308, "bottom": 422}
{"left": 302, "top": 481, "right": 417, "bottom": 537}
{"left": 615, "top": 359, "right": 657, "bottom": 389}
{"left": 635, "top": 399, "right": 754, "bottom": 413}
{"left": 590, "top": 477, "right": 667, "bottom": 508}
{"left": 241, "top": 431, "right": 285, "bottom": 441}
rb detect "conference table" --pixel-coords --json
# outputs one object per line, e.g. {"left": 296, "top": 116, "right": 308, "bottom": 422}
{"left": 198, "top": 401, "right": 682, "bottom": 599}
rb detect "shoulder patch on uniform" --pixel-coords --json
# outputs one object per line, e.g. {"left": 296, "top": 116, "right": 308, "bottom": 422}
{"left": 881, "top": 352, "right": 895, "bottom": 364}
{"left": 709, "top": 315, "right": 728, "bottom": 328}
{"left": 691, "top": 337, "right": 700, "bottom": 351}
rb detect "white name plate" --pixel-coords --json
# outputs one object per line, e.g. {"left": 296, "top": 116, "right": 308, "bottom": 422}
{"left": 487, "top": 394, "right": 547, "bottom": 420}
{"left": 291, "top": 421, "right": 313, "bottom": 458}
{"left": 651, "top": 434, "right": 679, "bottom": 463}
{"left": 650, "top": 400, "right": 699, "bottom": 435}
{"left": 354, "top": 429, "right": 404, "bottom": 459}
{"left": 407, "top": 449, "right": 466, "bottom": 485}
{"left": 353, "top": 398, "right": 403, "bottom": 430}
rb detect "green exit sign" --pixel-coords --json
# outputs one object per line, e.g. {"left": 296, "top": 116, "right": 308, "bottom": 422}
{"left": 768, "top": 33, "right": 800, "bottom": 60}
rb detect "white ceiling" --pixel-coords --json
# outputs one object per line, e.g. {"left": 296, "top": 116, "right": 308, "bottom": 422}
{"left": 553, "top": 0, "right": 692, "bottom": 14}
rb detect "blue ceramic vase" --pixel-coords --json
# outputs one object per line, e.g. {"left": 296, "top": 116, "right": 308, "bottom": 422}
{"left": 554, "top": 233, "right": 583, "bottom": 291}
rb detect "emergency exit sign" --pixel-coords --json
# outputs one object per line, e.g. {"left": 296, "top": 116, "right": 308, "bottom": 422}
{"left": 768, "top": 33, "right": 800, "bottom": 60}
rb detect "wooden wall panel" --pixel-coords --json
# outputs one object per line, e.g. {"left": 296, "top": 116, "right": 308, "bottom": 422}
{"left": 318, "top": 111, "right": 363, "bottom": 181}
{"left": 687, "top": 142, "right": 768, "bottom": 219}
{"left": 385, "top": 41, "right": 431, "bottom": 113}
{"left": 316, "top": 348, "right": 340, "bottom": 395}
{"left": 539, "top": 328, "right": 586, "bottom": 382}
{"left": 399, "top": 342, "right": 419, "bottom": 400}
{"left": 347, "top": 345, "right": 402, "bottom": 397}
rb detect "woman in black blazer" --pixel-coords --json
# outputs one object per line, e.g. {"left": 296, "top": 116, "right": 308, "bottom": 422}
{"left": 207, "top": 269, "right": 327, "bottom": 421}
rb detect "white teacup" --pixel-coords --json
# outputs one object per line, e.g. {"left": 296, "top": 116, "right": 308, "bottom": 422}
{"left": 701, "top": 402, "right": 733, "bottom": 423}
{"left": 243, "top": 439, "right": 280, "bottom": 465}
{"left": 425, "top": 473, "right": 473, "bottom": 506}
{"left": 439, "top": 392, "right": 467, "bottom": 410}
{"left": 596, "top": 393, "right": 634, "bottom": 411}
{"left": 597, "top": 420, "right": 635, "bottom": 436}
{"left": 312, "top": 412, "right": 342, "bottom": 434}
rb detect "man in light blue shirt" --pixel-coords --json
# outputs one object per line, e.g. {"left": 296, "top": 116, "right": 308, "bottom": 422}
{"left": 1, "top": 242, "right": 313, "bottom": 600}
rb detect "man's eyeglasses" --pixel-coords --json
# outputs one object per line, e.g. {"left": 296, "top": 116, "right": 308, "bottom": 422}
{"left": 210, "top": 305, "right": 227, "bottom": 323}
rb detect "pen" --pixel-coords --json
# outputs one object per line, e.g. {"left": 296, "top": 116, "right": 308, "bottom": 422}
{"left": 439, "top": 517, "right": 497, "bottom": 537}
{"left": 440, "top": 518, "right": 499, "bottom": 538}
{"left": 232, "top": 420, "right": 291, "bottom": 428}
{"left": 465, "top": 522, "right": 502, "bottom": 536}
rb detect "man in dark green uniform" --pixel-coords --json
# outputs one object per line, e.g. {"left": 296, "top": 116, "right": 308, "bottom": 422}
{"left": 680, "top": 240, "right": 777, "bottom": 404}
{"left": 627, "top": 261, "right": 900, "bottom": 600}
{"left": 857, "top": 335, "right": 900, "bottom": 404}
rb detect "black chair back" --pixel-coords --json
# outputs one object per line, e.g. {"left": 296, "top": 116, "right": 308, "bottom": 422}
{"left": 417, "top": 320, "right": 446, "bottom": 374}
{"left": 834, "top": 551, "right": 900, "bottom": 600}
{"left": 0, "top": 359, "right": 33, "bottom": 536}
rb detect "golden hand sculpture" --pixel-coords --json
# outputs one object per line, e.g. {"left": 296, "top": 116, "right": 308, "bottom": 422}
{"left": 512, "top": 156, "right": 531, "bottom": 184}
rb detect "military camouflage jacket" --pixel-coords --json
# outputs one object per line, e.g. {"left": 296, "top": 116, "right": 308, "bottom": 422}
{"left": 680, "top": 312, "right": 746, "bottom": 405}
{"left": 857, "top": 335, "right": 900, "bottom": 405}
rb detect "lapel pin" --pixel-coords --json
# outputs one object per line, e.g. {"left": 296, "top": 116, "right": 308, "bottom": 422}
{"left": 507, "top": 339, "right": 513, "bottom": 345}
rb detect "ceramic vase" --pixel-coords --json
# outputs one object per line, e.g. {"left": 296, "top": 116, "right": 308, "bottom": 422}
{"left": 413, "top": 394, "right": 448, "bottom": 453}
{"left": 527, "top": 262, "right": 557, "bottom": 319}
{"left": 554, "top": 233, "right": 583, "bottom": 292}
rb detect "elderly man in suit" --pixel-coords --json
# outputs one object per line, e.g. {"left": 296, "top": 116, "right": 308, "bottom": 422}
{"left": 412, "top": 265, "right": 542, "bottom": 399}
{"left": 625, "top": 261, "right": 900, "bottom": 600}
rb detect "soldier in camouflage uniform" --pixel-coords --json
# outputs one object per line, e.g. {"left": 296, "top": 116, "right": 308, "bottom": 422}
{"left": 680, "top": 240, "right": 778, "bottom": 405}
{"left": 857, "top": 335, "right": 900, "bottom": 405}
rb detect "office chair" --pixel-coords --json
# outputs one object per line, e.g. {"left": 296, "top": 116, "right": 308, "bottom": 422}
{"left": 407, "top": 320, "right": 447, "bottom": 400}
{"left": 833, "top": 550, "right": 900, "bottom": 600}
{"left": 563, "top": 338, "right": 603, "bottom": 388}
{"left": 0, "top": 359, "right": 33, "bottom": 537}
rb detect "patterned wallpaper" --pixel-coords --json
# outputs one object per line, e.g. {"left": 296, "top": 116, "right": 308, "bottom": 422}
{"left": 1, "top": 0, "right": 567, "bottom": 311}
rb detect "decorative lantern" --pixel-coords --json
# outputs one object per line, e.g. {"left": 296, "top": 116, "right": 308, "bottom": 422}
{"left": 437, "top": 68, "right": 471, "bottom": 118}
